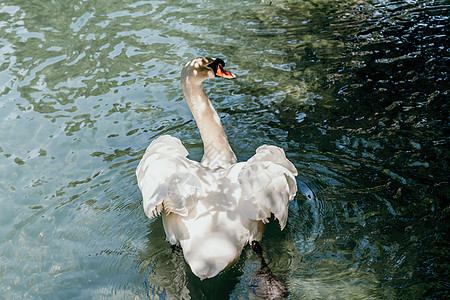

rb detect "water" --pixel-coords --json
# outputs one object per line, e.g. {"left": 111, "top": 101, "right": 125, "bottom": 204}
{"left": 0, "top": 0, "right": 448, "bottom": 298}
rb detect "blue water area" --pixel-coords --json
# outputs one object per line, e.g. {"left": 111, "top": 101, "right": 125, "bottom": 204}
{"left": 0, "top": 0, "right": 448, "bottom": 298}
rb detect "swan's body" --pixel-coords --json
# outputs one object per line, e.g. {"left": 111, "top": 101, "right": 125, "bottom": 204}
{"left": 136, "top": 57, "right": 297, "bottom": 281}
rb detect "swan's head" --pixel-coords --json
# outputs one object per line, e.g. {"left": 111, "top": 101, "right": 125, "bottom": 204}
{"left": 182, "top": 57, "right": 236, "bottom": 84}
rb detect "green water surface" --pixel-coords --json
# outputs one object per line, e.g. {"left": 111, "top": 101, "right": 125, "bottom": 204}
{"left": 0, "top": 0, "right": 448, "bottom": 299}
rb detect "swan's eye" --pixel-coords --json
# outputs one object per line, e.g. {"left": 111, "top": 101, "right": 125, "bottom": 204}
{"left": 207, "top": 59, "right": 224, "bottom": 74}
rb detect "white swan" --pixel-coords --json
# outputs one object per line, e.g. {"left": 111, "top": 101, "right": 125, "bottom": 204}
{"left": 136, "top": 57, "right": 297, "bottom": 283}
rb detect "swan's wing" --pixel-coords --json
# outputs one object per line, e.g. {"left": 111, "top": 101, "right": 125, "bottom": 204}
{"left": 136, "top": 135, "right": 203, "bottom": 218}
{"left": 238, "top": 145, "right": 297, "bottom": 230}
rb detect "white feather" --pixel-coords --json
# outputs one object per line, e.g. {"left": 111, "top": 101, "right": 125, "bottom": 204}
{"left": 136, "top": 136, "right": 297, "bottom": 279}
{"left": 136, "top": 57, "right": 298, "bottom": 280}
{"left": 136, "top": 135, "right": 203, "bottom": 218}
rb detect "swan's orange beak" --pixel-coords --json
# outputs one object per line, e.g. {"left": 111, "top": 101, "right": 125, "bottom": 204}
{"left": 216, "top": 65, "right": 236, "bottom": 79}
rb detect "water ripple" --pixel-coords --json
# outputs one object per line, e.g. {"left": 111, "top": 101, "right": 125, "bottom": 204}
{"left": 0, "top": 0, "right": 448, "bottom": 298}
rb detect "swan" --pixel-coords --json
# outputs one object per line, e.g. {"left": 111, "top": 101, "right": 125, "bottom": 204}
{"left": 136, "top": 57, "right": 297, "bottom": 292}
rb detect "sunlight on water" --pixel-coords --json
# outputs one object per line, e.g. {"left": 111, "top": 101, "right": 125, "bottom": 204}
{"left": 0, "top": 0, "right": 448, "bottom": 298}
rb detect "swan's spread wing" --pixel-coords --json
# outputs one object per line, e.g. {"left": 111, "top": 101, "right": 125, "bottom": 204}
{"left": 238, "top": 145, "right": 297, "bottom": 230}
{"left": 136, "top": 135, "right": 203, "bottom": 218}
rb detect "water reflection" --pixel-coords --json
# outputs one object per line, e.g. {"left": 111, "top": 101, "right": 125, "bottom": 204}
{"left": 0, "top": 0, "right": 448, "bottom": 298}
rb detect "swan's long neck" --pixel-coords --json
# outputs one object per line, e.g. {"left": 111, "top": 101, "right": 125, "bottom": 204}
{"left": 181, "top": 76, "right": 237, "bottom": 168}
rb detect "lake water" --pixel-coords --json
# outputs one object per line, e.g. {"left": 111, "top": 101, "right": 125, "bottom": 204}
{"left": 0, "top": 0, "right": 448, "bottom": 299}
